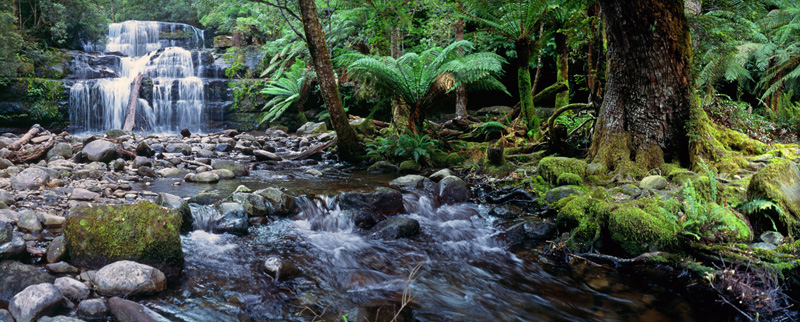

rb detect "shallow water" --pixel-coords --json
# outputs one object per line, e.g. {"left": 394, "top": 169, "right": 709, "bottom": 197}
{"left": 140, "top": 168, "right": 726, "bottom": 322}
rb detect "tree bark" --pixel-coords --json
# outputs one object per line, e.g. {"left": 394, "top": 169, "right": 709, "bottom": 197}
{"left": 554, "top": 32, "right": 570, "bottom": 109}
{"left": 123, "top": 73, "right": 143, "bottom": 132}
{"left": 298, "top": 0, "right": 363, "bottom": 162}
{"left": 589, "top": 0, "right": 692, "bottom": 176}
{"left": 7, "top": 124, "right": 40, "bottom": 151}
{"left": 516, "top": 39, "right": 538, "bottom": 133}
{"left": 454, "top": 4, "right": 468, "bottom": 119}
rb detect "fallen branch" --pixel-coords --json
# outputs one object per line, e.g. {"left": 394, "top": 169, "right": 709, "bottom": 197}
{"left": 116, "top": 140, "right": 136, "bottom": 160}
{"left": 123, "top": 73, "right": 144, "bottom": 132}
{"left": 287, "top": 138, "right": 336, "bottom": 161}
{"left": 546, "top": 102, "right": 593, "bottom": 137}
{"left": 7, "top": 137, "right": 54, "bottom": 164}
{"left": 8, "top": 125, "right": 41, "bottom": 151}
{"left": 180, "top": 158, "right": 211, "bottom": 168}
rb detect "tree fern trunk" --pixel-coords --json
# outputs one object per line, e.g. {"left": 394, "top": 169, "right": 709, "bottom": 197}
{"left": 454, "top": 5, "right": 468, "bottom": 119}
{"left": 555, "top": 31, "right": 570, "bottom": 109}
{"left": 516, "top": 39, "right": 537, "bottom": 133}
{"left": 298, "top": 0, "right": 362, "bottom": 162}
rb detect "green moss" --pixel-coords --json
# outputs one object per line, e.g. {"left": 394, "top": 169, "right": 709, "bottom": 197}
{"left": 431, "top": 151, "right": 465, "bottom": 168}
{"left": 556, "top": 196, "right": 614, "bottom": 251}
{"left": 399, "top": 160, "right": 421, "bottom": 173}
{"left": 64, "top": 202, "right": 184, "bottom": 278}
{"left": 538, "top": 156, "right": 588, "bottom": 185}
{"left": 747, "top": 159, "right": 800, "bottom": 237}
{"left": 689, "top": 106, "right": 765, "bottom": 174}
{"left": 556, "top": 173, "right": 583, "bottom": 186}
{"left": 609, "top": 204, "right": 679, "bottom": 256}
{"left": 715, "top": 205, "right": 753, "bottom": 242}
{"left": 768, "top": 144, "right": 800, "bottom": 160}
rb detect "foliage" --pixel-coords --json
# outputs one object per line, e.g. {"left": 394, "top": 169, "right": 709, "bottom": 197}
{"left": 366, "top": 132, "right": 440, "bottom": 164}
{"left": 260, "top": 60, "right": 314, "bottom": 124}
{"left": 737, "top": 198, "right": 783, "bottom": 231}
{"left": 672, "top": 162, "right": 743, "bottom": 242}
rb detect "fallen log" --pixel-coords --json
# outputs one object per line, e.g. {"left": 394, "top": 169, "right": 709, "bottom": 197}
{"left": 180, "top": 158, "right": 211, "bottom": 168}
{"left": 287, "top": 138, "right": 336, "bottom": 161}
{"left": 116, "top": 140, "right": 136, "bottom": 160}
{"left": 8, "top": 125, "right": 41, "bottom": 151}
{"left": 7, "top": 137, "right": 54, "bottom": 164}
{"left": 123, "top": 74, "right": 144, "bottom": 132}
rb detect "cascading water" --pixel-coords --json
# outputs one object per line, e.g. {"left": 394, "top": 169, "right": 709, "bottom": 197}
{"left": 68, "top": 20, "right": 214, "bottom": 133}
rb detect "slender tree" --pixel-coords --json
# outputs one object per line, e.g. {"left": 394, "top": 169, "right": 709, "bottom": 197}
{"left": 297, "top": 0, "right": 363, "bottom": 162}
{"left": 588, "top": 0, "right": 693, "bottom": 175}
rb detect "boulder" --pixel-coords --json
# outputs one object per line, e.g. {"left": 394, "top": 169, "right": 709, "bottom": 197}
{"left": 64, "top": 202, "right": 183, "bottom": 279}
{"left": 640, "top": 175, "right": 668, "bottom": 190}
{"left": 78, "top": 298, "right": 108, "bottom": 319}
{"left": 47, "top": 143, "right": 73, "bottom": 159}
{"left": 336, "top": 187, "right": 404, "bottom": 215}
{"left": 429, "top": 168, "right": 454, "bottom": 182}
{"left": 537, "top": 157, "right": 587, "bottom": 185}
{"left": 45, "top": 262, "right": 80, "bottom": 274}
{"left": 38, "top": 316, "right": 86, "bottom": 322}
{"left": 157, "top": 168, "right": 189, "bottom": 178}
{"left": 544, "top": 186, "right": 583, "bottom": 204}
{"left": 12, "top": 167, "right": 49, "bottom": 190}
{"left": 9, "top": 283, "right": 63, "bottom": 322}
{"left": 54, "top": 277, "right": 89, "bottom": 301}
{"left": 211, "top": 169, "right": 235, "bottom": 180}
{"left": 132, "top": 156, "right": 152, "bottom": 168}
{"left": 137, "top": 166, "right": 157, "bottom": 178}
{"left": 438, "top": 176, "right": 470, "bottom": 204}
{"left": 389, "top": 175, "right": 437, "bottom": 194}
{"left": 212, "top": 203, "right": 249, "bottom": 235}
{"left": 108, "top": 297, "right": 170, "bottom": 322}
{"left": 192, "top": 171, "right": 220, "bottom": 183}
{"left": 0, "top": 310, "right": 12, "bottom": 322}
{"left": 188, "top": 192, "right": 223, "bottom": 205}
{"left": 165, "top": 143, "right": 191, "bottom": 155}
{"left": 231, "top": 192, "right": 267, "bottom": 217}
{"left": 746, "top": 160, "right": 800, "bottom": 237}
{"left": 296, "top": 122, "right": 327, "bottom": 135}
{"left": 366, "top": 161, "right": 398, "bottom": 174}
{"left": 254, "top": 188, "right": 298, "bottom": 217}
{"left": 70, "top": 188, "right": 99, "bottom": 201}
{"left": 0, "top": 261, "right": 56, "bottom": 302}
{"left": 94, "top": 261, "right": 166, "bottom": 296}
{"left": 399, "top": 160, "right": 421, "bottom": 174}
{"left": 0, "top": 233, "right": 25, "bottom": 260}
{"left": 135, "top": 142, "right": 154, "bottom": 157}
{"left": 17, "top": 210, "right": 42, "bottom": 233}
{"left": 254, "top": 149, "right": 281, "bottom": 161}
{"left": 155, "top": 193, "right": 192, "bottom": 233}
{"left": 372, "top": 217, "right": 420, "bottom": 239}
{"left": 46, "top": 236, "right": 66, "bottom": 263}
{"left": 211, "top": 159, "right": 249, "bottom": 176}
{"left": 82, "top": 140, "right": 118, "bottom": 163}
{"left": 105, "top": 129, "right": 127, "bottom": 140}
{"left": 0, "top": 190, "right": 14, "bottom": 206}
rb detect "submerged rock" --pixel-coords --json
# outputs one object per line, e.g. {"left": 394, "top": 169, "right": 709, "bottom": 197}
{"left": 94, "top": 261, "right": 167, "bottom": 296}
{"left": 64, "top": 202, "right": 184, "bottom": 279}
{"left": 213, "top": 203, "right": 249, "bottom": 235}
{"left": 438, "top": 176, "right": 470, "bottom": 205}
{"left": 372, "top": 217, "right": 420, "bottom": 239}
{"left": 108, "top": 297, "right": 170, "bottom": 322}
{"left": 336, "top": 187, "right": 404, "bottom": 215}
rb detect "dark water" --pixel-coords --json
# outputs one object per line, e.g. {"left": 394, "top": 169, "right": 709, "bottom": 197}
{"left": 141, "top": 167, "right": 726, "bottom": 322}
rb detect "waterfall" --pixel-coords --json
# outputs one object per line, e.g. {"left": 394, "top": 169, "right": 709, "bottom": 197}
{"left": 69, "top": 20, "right": 213, "bottom": 134}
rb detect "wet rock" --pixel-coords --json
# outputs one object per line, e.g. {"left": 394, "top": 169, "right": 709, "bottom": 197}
{"left": 0, "top": 261, "right": 56, "bottom": 302}
{"left": 399, "top": 160, "right": 421, "bottom": 174}
{"left": 165, "top": 143, "right": 191, "bottom": 155}
{"left": 135, "top": 142, "right": 154, "bottom": 157}
{"left": 180, "top": 128, "right": 191, "bottom": 138}
{"left": 429, "top": 168, "right": 454, "bottom": 182}
{"left": 54, "top": 277, "right": 89, "bottom": 301}
{"left": 78, "top": 298, "right": 108, "bottom": 319}
{"left": 389, "top": 175, "right": 437, "bottom": 194}
{"left": 9, "top": 283, "right": 63, "bottom": 322}
{"left": 367, "top": 161, "right": 398, "bottom": 174}
{"left": 108, "top": 297, "right": 170, "bottom": 322}
{"left": 544, "top": 186, "right": 583, "bottom": 204}
{"left": 12, "top": 167, "right": 50, "bottom": 190}
{"left": 751, "top": 242, "right": 776, "bottom": 251}
{"left": 46, "top": 262, "right": 80, "bottom": 274}
{"left": 70, "top": 188, "right": 99, "bottom": 201}
{"left": 337, "top": 187, "right": 404, "bottom": 215}
{"left": 105, "top": 129, "right": 127, "bottom": 140}
{"left": 305, "top": 169, "right": 322, "bottom": 176}
{"left": 296, "top": 122, "right": 327, "bottom": 135}
{"left": 214, "top": 203, "right": 249, "bottom": 235}
{"left": 439, "top": 176, "right": 470, "bottom": 205}
{"left": 372, "top": 217, "right": 420, "bottom": 239}
{"left": 761, "top": 231, "right": 784, "bottom": 245}
{"left": 133, "top": 156, "right": 152, "bottom": 168}
{"left": 254, "top": 188, "right": 298, "bottom": 216}
{"left": 211, "top": 169, "right": 235, "bottom": 180}
{"left": 158, "top": 167, "right": 189, "bottom": 178}
{"left": 214, "top": 144, "right": 233, "bottom": 152}
{"left": 38, "top": 316, "right": 86, "bottom": 322}
{"left": 192, "top": 171, "right": 220, "bottom": 183}
{"left": 82, "top": 140, "right": 118, "bottom": 163}
{"left": 211, "top": 159, "right": 249, "bottom": 176}
{"left": 0, "top": 310, "right": 11, "bottom": 322}
{"left": 262, "top": 256, "right": 298, "bottom": 281}
{"left": 46, "top": 236, "right": 66, "bottom": 263}
{"left": 155, "top": 193, "right": 192, "bottom": 233}
{"left": 639, "top": 175, "right": 668, "bottom": 190}
{"left": 47, "top": 143, "right": 73, "bottom": 159}
{"left": 231, "top": 192, "right": 267, "bottom": 217}
{"left": 94, "top": 261, "right": 166, "bottom": 296}
{"left": 188, "top": 192, "right": 223, "bottom": 205}
{"left": 64, "top": 202, "right": 183, "bottom": 280}
{"left": 0, "top": 233, "right": 25, "bottom": 259}
{"left": 254, "top": 149, "right": 281, "bottom": 161}
{"left": 489, "top": 205, "right": 523, "bottom": 219}
{"left": 17, "top": 211, "right": 42, "bottom": 233}
{"left": 137, "top": 166, "right": 157, "bottom": 178}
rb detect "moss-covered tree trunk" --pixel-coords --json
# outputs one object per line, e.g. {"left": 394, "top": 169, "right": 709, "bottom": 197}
{"left": 516, "top": 39, "right": 537, "bottom": 132}
{"left": 298, "top": 0, "right": 363, "bottom": 162}
{"left": 454, "top": 9, "right": 468, "bottom": 119}
{"left": 589, "top": 0, "right": 692, "bottom": 177}
{"left": 555, "top": 32, "right": 570, "bottom": 108}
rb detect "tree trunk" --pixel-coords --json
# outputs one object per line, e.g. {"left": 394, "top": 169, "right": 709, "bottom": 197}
{"left": 391, "top": 98, "right": 411, "bottom": 132}
{"left": 554, "top": 32, "right": 570, "bottom": 109}
{"left": 298, "top": 0, "right": 363, "bottom": 162}
{"left": 589, "top": 0, "right": 692, "bottom": 177}
{"left": 123, "top": 74, "right": 143, "bottom": 132}
{"left": 516, "top": 39, "right": 537, "bottom": 133}
{"left": 454, "top": 6, "right": 468, "bottom": 119}
{"left": 390, "top": 26, "right": 403, "bottom": 59}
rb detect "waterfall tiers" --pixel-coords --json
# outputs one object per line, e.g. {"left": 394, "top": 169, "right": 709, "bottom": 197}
{"left": 69, "top": 20, "right": 226, "bottom": 134}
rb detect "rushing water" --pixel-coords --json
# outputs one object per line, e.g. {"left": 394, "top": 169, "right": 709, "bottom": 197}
{"left": 69, "top": 21, "right": 214, "bottom": 134}
{"left": 138, "top": 165, "right": 725, "bottom": 322}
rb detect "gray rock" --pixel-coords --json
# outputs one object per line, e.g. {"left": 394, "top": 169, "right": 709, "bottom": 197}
{"left": 54, "top": 277, "right": 89, "bottom": 301}
{"left": 85, "top": 162, "right": 107, "bottom": 171}
{"left": 211, "top": 169, "right": 235, "bottom": 180}
{"left": 336, "top": 187, "right": 404, "bottom": 215}
{"left": 214, "top": 144, "right": 233, "bottom": 152}
{"left": 0, "top": 233, "right": 25, "bottom": 259}
{"left": 489, "top": 205, "right": 524, "bottom": 219}
{"left": 640, "top": 175, "right": 668, "bottom": 190}
{"left": 231, "top": 192, "right": 267, "bottom": 217}
{"left": 135, "top": 142, "right": 154, "bottom": 157}
{"left": 46, "top": 262, "right": 80, "bottom": 274}
{"left": 47, "top": 143, "right": 73, "bottom": 159}
{"left": 94, "top": 261, "right": 167, "bottom": 296}
{"left": 620, "top": 184, "right": 642, "bottom": 196}
{"left": 192, "top": 171, "right": 219, "bottom": 183}
{"left": 78, "top": 298, "right": 108, "bottom": 319}
{"left": 751, "top": 242, "right": 776, "bottom": 251}
{"left": 0, "top": 261, "right": 56, "bottom": 302}
{"left": 389, "top": 175, "right": 437, "bottom": 193}
{"left": 70, "top": 188, "right": 99, "bottom": 201}
{"left": 544, "top": 186, "right": 583, "bottom": 204}
{"left": 0, "top": 158, "right": 12, "bottom": 170}
{"left": 761, "top": 231, "right": 784, "bottom": 245}
{"left": 108, "top": 297, "right": 170, "bottom": 322}
{"left": 38, "top": 316, "right": 86, "bottom": 322}
{"left": 305, "top": 169, "right": 322, "bottom": 176}
{"left": 429, "top": 169, "right": 454, "bottom": 182}
{"left": 17, "top": 211, "right": 42, "bottom": 233}
{"left": 372, "top": 217, "right": 420, "bottom": 239}
{"left": 195, "top": 149, "right": 213, "bottom": 158}
{"left": 110, "top": 159, "right": 126, "bottom": 171}
{"left": 438, "top": 176, "right": 470, "bottom": 205}
{"left": 42, "top": 214, "right": 65, "bottom": 227}
{"left": 296, "top": 122, "right": 327, "bottom": 135}
{"left": 254, "top": 188, "right": 298, "bottom": 217}
{"left": 46, "top": 236, "right": 66, "bottom": 263}
{"left": 165, "top": 143, "right": 191, "bottom": 155}
{"left": 82, "top": 140, "right": 118, "bottom": 163}
{"left": 0, "top": 191, "right": 14, "bottom": 206}
{"left": 155, "top": 193, "right": 192, "bottom": 232}
{"left": 137, "top": 166, "right": 157, "bottom": 178}
{"left": 210, "top": 159, "right": 249, "bottom": 176}
{"left": 157, "top": 168, "right": 189, "bottom": 178}
{"left": 133, "top": 156, "right": 152, "bottom": 168}
{"left": 254, "top": 149, "right": 282, "bottom": 161}
{"left": 0, "top": 220, "right": 11, "bottom": 244}
{"left": 213, "top": 203, "right": 249, "bottom": 235}
{"left": 188, "top": 192, "right": 223, "bottom": 205}
{"left": 587, "top": 163, "right": 607, "bottom": 177}
{"left": 9, "top": 283, "right": 63, "bottom": 322}
{"left": 105, "top": 129, "right": 128, "bottom": 140}
{"left": 0, "top": 309, "right": 12, "bottom": 322}
{"left": 12, "top": 167, "right": 50, "bottom": 190}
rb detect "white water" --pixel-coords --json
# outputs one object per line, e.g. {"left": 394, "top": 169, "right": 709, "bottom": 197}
{"left": 70, "top": 20, "right": 208, "bottom": 133}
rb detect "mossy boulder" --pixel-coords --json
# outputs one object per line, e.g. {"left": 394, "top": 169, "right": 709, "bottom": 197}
{"left": 556, "top": 173, "right": 583, "bottom": 186}
{"left": 746, "top": 159, "right": 800, "bottom": 237}
{"left": 713, "top": 204, "right": 752, "bottom": 242}
{"left": 608, "top": 204, "right": 678, "bottom": 256}
{"left": 64, "top": 202, "right": 183, "bottom": 280}
{"left": 538, "top": 157, "right": 587, "bottom": 185}
{"left": 399, "top": 160, "right": 421, "bottom": 174}
{"left": 555, "top": 196, "right": 614, "bottom": 251}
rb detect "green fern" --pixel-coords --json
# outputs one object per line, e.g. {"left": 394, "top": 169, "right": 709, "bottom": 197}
{"left": 259, "top": 61, "right": 314, "bottom": 124}
{"left": 737, "top": 198, "right": 783, "bottom": 231}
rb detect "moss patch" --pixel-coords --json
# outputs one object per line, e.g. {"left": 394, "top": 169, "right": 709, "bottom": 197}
{"left": 609, "top": 204, "right": 679, "bottom": 256}
{"left": 555, "top": 196, "right": 614, "bottom": 251}
{"left": 64, "top": 202, "right": 184, "bottom": 279}
{"left": 746, "top": 159, "right": 800, "bottom": 237}
{"left": 538, "top": 157, "right": 588, "bottom": 185}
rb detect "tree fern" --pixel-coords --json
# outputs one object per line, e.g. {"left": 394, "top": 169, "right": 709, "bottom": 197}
{"left": 260, "top": 60, "right": 314, "bottom": 124}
